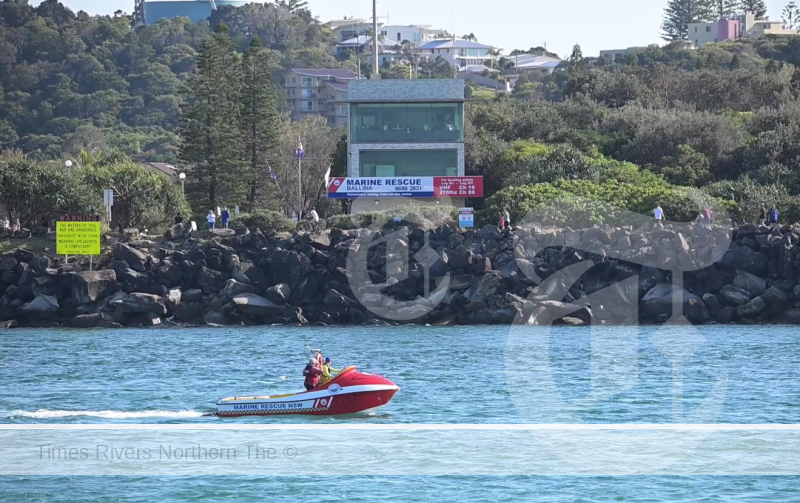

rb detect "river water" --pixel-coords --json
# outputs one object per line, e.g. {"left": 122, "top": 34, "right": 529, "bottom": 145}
{"left": 1, "top": 325, "right": 799, "bottom": 500}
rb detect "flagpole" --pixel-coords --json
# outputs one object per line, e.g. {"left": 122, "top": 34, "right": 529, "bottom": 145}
{"left": 298, "top": 137, "right": 303, "bottom": 221}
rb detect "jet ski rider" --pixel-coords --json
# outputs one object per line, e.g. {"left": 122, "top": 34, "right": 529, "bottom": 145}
{"left": 320, "top": 357, "right": 341, "bottom": 385}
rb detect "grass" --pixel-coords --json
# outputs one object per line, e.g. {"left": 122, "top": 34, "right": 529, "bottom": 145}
{"left": 471, "top": 88, "right": 497, "bottom": 100}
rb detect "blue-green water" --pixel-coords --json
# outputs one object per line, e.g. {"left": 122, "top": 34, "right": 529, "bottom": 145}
{"left": 1, "top": 325, "right": 799, "bottom": 500}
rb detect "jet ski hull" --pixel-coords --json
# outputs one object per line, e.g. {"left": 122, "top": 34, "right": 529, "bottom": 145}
{"left": 215, "top": 367, "right": 399, "bottom": 417}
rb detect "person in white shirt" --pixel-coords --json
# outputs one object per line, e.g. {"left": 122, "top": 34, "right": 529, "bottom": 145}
{"left": 207, "top": 210, "right": 216, "bottom": 230}
{"left": 2, "top": 218, "right": 9, "bottom": 236}
{"left": 308, "top": 208, "right": 320, "bottom": 231}
{"left": 653, "top": 205, "right": 665, "bottom": 228}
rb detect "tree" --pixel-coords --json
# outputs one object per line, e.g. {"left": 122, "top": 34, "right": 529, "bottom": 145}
{"left": 276, "top": 0, "right": 308, "bottom": 13}
{"left": 740, "top": 0, "right": 768, "bottom": 18}
{"left": 662, "top": 0, "right": 715, "bottom": 41}
{"left": 461, "top": 33, "right": 478, "bottom": 41}
{"left": 714, "top": 0, "right": 740, "bottom": 18}
{"left": 730, "top": 53, "right": 743, "bottom": 69}
{"left": 241, "top": 38, "right": 283, "bottom": 213}
{"left": 783, "top": 1, "right": 800, "bottom": 29}
{"left": 179, "top": 25, "right": 246, "bottom": 211}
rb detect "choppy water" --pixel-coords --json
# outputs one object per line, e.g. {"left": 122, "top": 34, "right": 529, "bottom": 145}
{"left": 0, "top": 325, "right": 799, "bottom": 500}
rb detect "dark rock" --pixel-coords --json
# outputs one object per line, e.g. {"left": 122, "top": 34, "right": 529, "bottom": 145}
{"left": 761, "top": 286, "right": 789, "bottom": 305}
{"left": 13, "top": 249, "right": 35, "bottom": 263}
{"left": 685, "top": 298, "right": 710, "bottom": 323}
{"left": 31, "top": 256, "right": 52, "bottom": 275}
{"left": 265, "top": 284, "right": 292, "bottom": 305}
{"left": 71, "top": 270, "right": 117, "bottom": 304}
{"left": 718, "top": 285, "right": 752, "bottom": 305}
{"left": 221, "top": 279, "right": 258, "bottom": 298}
{"left": 776, "top": 308, "right": 800, "bottom": 324}
{"left": 736, "top": 296, "right": 766, "bottom": 318}
{"left": 477, "top": 224, "right": 503, "bottom": 241}
{"left": 181, "top": 289, "right": 203, "bottom": 303}
{"left": 733, "top": 270, "right": 767, "bottom": 296}
{"left": 198, "top": 267, "right": 226, "bottom": 295}
{"left": 19, "top": 295, "right": 59, "bottom": 321}
{"left": 715, "top": 306, "right": 734, "bottom": 324}
{"left": 149, "top": 284, "right": 169, "bottom": 298}
{"left": 113, "top": 243, "right": 147, "bottom": 272}
{"left": 445, "top": 248, "right": 476, "bottom": 269}
{"left": 0, "top": 319, "right": 19, "bottom": 329}
{"left": 641, "top": 283, "right": 700, "bottom": 319}
{"left": 269, "top": 249, "right": 313, "bottom": 290}
{"left": 701, "top": 293, "right": 723, "bottom": 314}
{"left": 119, "top": 267, "right": 151, "bottom": 293}
{"left": 112, "top": 293, "right": 167, "bottom": 315}
{"left": 1, "top": 270, "right": 19, "bottom": 286}
{"left": 232, "top": 294, "right": 284, "bottom": 317}
{"left": 174, "top": 302, "right": 203, "bottom": 323}
{"left": 719, "top": 244, "right": 769, "bottom": 275}
{"left": 468, "top": 271, "right": 501, "bottom": 302}
{"left": 65, "top": 313, "right": 100, "bottom": 328}
{"left": 0, "top": 257, "right": 18, "bottom": 273}
{"left": 204, "top": 311, "right": 227, "bottom": 326}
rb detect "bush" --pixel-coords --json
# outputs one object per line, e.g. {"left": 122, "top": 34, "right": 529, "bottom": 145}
{"left": 239, "top": 210, "right": 296, "bottom": 232}
{"left": 325, "top": 206, "right": 459, "bottom": 231}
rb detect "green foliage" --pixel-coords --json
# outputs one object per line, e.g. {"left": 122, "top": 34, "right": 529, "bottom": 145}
{"left": 79, "top": 158, "right": 191, "bottom": 232}
{"left": 662, "top": 0, "right": 714, "bottom": 41}
{"left": 239, "top": 210, "right": 296, "bottom": 232}
{"left": 480, "top": 166, "right": 732, "bottom": 228}
{"left": 326, "top": 206, "right": 458, "bottom": 230}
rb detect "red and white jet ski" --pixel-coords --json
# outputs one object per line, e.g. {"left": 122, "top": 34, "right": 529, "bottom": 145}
{"left": 210, "top": 366, "right": 399, "bottom": 417}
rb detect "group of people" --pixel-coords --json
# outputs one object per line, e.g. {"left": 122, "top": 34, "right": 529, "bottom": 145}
{"left": 302, "top": 348, "right": 341, "bottom": 391}
{"left": 1, "top": 217, "right": 21, "bottom": 236}
{"left": 207, "top": 207, "right": 231, "bottom": 230}
{"left": 759, "top": 205, "right": 780, "bottom": 226}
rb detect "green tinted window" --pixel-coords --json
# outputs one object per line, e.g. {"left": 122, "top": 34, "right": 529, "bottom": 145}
{"left": 359, "top": 150, "right": 459, "bottom": 177}
{"left": 350, "top": 103, "right": 464, "bottom": 143}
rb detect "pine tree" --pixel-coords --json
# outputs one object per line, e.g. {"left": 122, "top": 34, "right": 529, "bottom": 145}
{"left": 783, "top": 1, "right": 800, "bottom": 29}
{"left": 241, "top": 37, "right": 282, "bottom": 212}
{"left": 179, "top": 24, "right": 246, "bottom": 211}
{"left": 662, "top": 0, "right": 715, "bottom": 41}
{"left": 740, "top": 0, "right": 768, "bottom": 18}
{"left": 713, "top": 0, "right": 740, "bottom": 18}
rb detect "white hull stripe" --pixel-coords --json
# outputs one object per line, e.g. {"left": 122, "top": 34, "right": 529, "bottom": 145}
{"left": 217, "top": 384, "right": 398, "bottom": 406}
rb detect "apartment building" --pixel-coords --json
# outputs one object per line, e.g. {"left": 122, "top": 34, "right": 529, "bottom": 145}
{"left": 380, "top": 25, "right": 440, "bottom": 46}
{"left": 598, "top": 47, "right": 650, "bottom": 63}
{"left": 688, "top": 12, "right": 797, "bottom": 47}
{"left": 285, "top": 69, "right": 359, "bottom": 125}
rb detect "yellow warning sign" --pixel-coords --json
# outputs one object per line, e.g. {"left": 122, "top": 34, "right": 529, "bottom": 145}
{"left": 56, "top": 221, "right": 101, "bottom": 255}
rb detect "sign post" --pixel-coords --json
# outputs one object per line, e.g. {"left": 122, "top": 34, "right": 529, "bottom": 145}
{"left": 56, "top": 215, "right": 101, "bottom": 268}
{"left": 104, "top": 189, "right": 114, "bottom": 224}
{"left": 458, "top": 207, "right": 475, "bottom": 228}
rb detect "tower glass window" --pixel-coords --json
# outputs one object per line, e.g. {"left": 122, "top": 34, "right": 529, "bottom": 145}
{"left": 350, "top": 103, "right": 464, "bottom": 143}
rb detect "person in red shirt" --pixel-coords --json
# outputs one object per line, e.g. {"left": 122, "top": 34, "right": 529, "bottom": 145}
{"left": 303, "top": 358, "right": 322, "bottom": 391}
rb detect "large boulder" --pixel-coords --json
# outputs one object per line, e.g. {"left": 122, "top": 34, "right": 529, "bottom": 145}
{"left": 18, "top": 295, "right": 59, "bottom": 321}
{"left": 111, "top": 293, "right": 167, "bottom": 315}
{"left": 204, "top": 311, "right": 227, "bottom": 326}
{"left": 117, "top": 267, "right": 151, "bottom": 294}
{"left": 718, "top": 285, "right": 752, "bottom": 306}
{"left": 71, "top": 270, "right": 117, "bottom": 304}
{"left": 718, "top": 244, "right": 769, "bottom": 275}
{"left": 65, "top": 313, "right": 100, "bottom": 328}
{"left": 174, "top": 302, "right": 203, "bottom": 323}
{"left": 640, "top": 283, "right": 700, "bottom": 319}
{"left": 732, "top": 271, "right": 767, "bottom": 296}
{"left": 112, "top": 243, "right": 148, "bottom": 272}
{"left": 198, "top": 267, "right": 226, "bottom": 295}
{"left": 468, "top": 271, "right": 501, "bottom": 303}
{"left": 736, "top": 296, "right": 766, "bottom": 318}
{"left": 265, "top": 284, "right": 292, "bottom": 305}
{"left": 0, "top": 257, "right": 18, "bottom": 273}
{"left": 181, "top": 289, "right": 203, "bottom": 303}
{"left": 220, "top": 279, "right": 258, "bottom": 298}
{"left": 268, "top": 250, "right": 312, "bottom": 290}
{"left": 232, "top": 293, "right": 285, "bottom": 317}
{"left": 761, "top": 286, "right": 789, "bottom": 305}
{"left": 477, "top": 224, "right": 503, "bottom": 241}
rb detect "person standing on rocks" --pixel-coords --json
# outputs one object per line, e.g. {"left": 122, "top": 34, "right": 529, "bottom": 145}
{"left": 221, "top": 207, "right": 231, "bottom": 229}
{"left": 653, "top": 205, "right": 665, "bottom": 228}
{"left": 503, "top": 208, "right": 511, "bottom": 230}
{"left": 769, "top": 205, "right": 779, "bottom": 226}
{"left": 759, "top": 205, "right": 767, "bottom": 226}
{"left": 308, "top": 207, "right": 320, "bottom": 232}
{"left": 2, "top": 217, "right": 9, "bottom": 236}
{"left": 207, "top": 210, "right": 216, "bottom": 230}
{"left": 11, "top": 217, "right": 20, "bottom": 235}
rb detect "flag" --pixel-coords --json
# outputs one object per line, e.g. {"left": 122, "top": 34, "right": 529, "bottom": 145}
{"left": 268, "top": 165, "right": 277, "bottom": 181}
{"left": 324, "top": 164, "right": 331, "bottom": 189}
{"left": 296, "top": 142, "right": 305, "bottom": 159}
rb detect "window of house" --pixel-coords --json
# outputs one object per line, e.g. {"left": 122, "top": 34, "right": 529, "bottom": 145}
{"left": 301, "top": 77, "right": 313, "bottom": 87}
{"left": 306, "top": 101, "right": 313, "bottom": 110}
{"left": 350, "top": 103, "right": 464, "bottom": 143}
{"left": 706, "top": 26, "right": 711, "bottom": 32}
{"left": 340, "top": 105, "right": 348, "bottom": 115}
{"left": 318, "top": 100, "right": 324, "bottom": 105}
{"left": 330, "top": 94, "right": 335, "bottom": 100}
{"left": 301, "top": 89, "right": 314, "bottom": 98}
{"left": 358, "top": 150, "right": 458, "bottom": 177}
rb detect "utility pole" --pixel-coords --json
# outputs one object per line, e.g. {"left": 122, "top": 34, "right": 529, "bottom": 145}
{"left": 371, "top": 0, "right": 380, "bottom": 79}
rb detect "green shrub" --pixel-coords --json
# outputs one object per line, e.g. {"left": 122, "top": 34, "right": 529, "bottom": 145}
{"left": 326, "top": 206, "right": 459, "bottom": 231}
{"left": 239, "top": 210, "right": 296, "bottom": 232}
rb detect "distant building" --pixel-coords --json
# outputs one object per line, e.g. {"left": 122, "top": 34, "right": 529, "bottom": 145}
{"left": 347, "top": 79, "right": 465, "bottom": 213}
{"left": 688, "top": 12, "right": 797, "bottom": 47}
{"left": 284, "top": 69, "right": 359, "bottom": 126}
{"left": 144, "top": 162, "right": 179, "bottom": 178}
{"left": 502, "top": 53, "right": 562, "bottom": 74}
{"left": 135, "top": 0, "right": 271, "bottom": 25}
{"left": 326, "top": 18, "right": 385, "bottom": 42}
{"left": 416, "top": 39, "right": 497, "bottom": 71}
{"left": 598, "top": 47, "right": 649, "bottom": 64}
{"left": 379, "top": 25, "right": 440, "bottom": 46}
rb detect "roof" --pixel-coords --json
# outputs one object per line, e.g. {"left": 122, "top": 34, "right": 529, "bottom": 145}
{"left": 418, "top": 39, "right": 493, "bottom": 50}
{"left": 145, "top": 162, "right": 178, "bottom": 177}
{"left": 502, "top": 54, "right": 562, "bottom": 70}
{"left": 291, "top": 69, "right": 358, "bottom": 80}
{"left": 325, "top": 81, "right": 349, "bottom": 92}
{"left": 338, "top": 36, "right": 400, "bottom": 48}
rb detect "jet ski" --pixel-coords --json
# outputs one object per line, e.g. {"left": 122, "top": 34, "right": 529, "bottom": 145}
{"left": 206, "top": 366, "right": 399, "bottom": 417}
